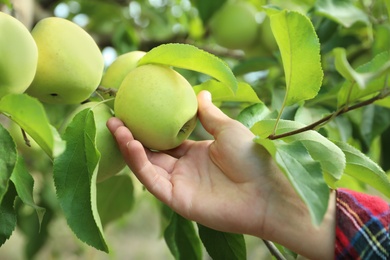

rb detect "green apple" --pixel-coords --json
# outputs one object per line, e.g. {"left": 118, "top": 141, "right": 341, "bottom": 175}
{"left": 114, "top": 64, "right": 198, "bottom": 151}
{"left": 0, "top": 12, "right": 38, "bottom": 99}
{"left": 62, "top": 102, "right": 126, "bottom": 183}
{"left": 209, "top": 1, "right": 258, "bottom": 49}
{"left": 26, "top": 17, "right": 104, "bottom": 104}
{"left": 243, "top": 15, "right": 279, "bottom": 58}
{"left": 100, "top": 51, "right": 146, "bottom": 106}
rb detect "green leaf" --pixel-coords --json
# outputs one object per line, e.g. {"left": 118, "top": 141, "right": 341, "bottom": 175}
{"left": 53, "top": 108, "right": 108, "bottom": 252}
{"left": 193, "top": 80, "right": 261, "bottom": 103}
{"left": 333, "top": 48, "right": 368, "bottom": 88}
{"left": 0, "top": 94, "right": 65, "bottom": 159}
{"left": 232, "top": 57, "right": 277, "bottom": 75}
{"left": 337, "top": 51, "right": 390, "bottom": 106}
{"left": 0, "top": 181, "right": 17, "bottom": 246}
{"left": 197, "top": 224, "right": 246, "bottom": 260}
{"left": 334, "top": 48, "right": 390, "bottom": 90}
{"left": 97, "top": 174, "right": 134, "bottom": 227}
{"left": 254, "top": 138, "right": 330, "bottom": 225}
{"left": 385, "top": 0, "right": 390, "bottom": 25}
{"left": 194, "top": 0, "right": 227, "bottom": 24}
{"left": 375, "top": 96, "right": 390, "bottom": 108}
{"left": 237, "top": 103, "right": 276, "bottom": 129}
{"left": 359, "top": 105, "right": 390, "bottom": 148}
{"left": 138, "top": 43, "right": 238, "bottom": 93}
{"left": 251, "top": 119, "right": 345, "bottom": 186}
{"left": 267, "top": 9, "right": 323, "bottom": 106}
{"left": 315, "top": 0, "right": 370, "bottom": 28}
{"left": 164, "top": 212, "right": 202, "bottom": 260}
{"left": 334, "top": 141, "right": 390, "bottom": 198}
{"left": 0, "top": 124, "right": 17, "bottom": 202}
{"left": 10, "top": 156, "right": 45, "bottom": 229}
{"left": 0, "top": 0, "right": 12, "bottom": 8}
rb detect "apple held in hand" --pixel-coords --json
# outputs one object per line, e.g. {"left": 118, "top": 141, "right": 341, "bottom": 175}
{"left": 26, "top": 17, "right": 104, "bottom": 104}
{"left": 0, "top": 12, "right": 38, "bottom": 99}
{"left": 114, "top": 64, "right": 198, "bottom": 151}
{"left": 63, "top": 102, "right": 126, "bottom": 183}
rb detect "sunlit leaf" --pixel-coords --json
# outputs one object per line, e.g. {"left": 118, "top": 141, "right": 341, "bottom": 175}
{"left": 334, "top": 48, "right": 390, "bottom": 90}
{"left": 251, "top": 119, "right": 345, "bottom": 186}
{"left": 10, "top": 156, "right": 45, "bottom": 229}
{"left": 255, "top": 138, "right": 330, "bottom": 225}
{"left": 315, "top": 0, "right": 369, "bottom": 28}
{"left": 138, "top": 43, "right": 238, "bottom": 93}
{"left": 0, "top": 94, "right": 65, "bottom": 159}
{"left": 267, "top": 9, "right": 323, "bottom": 106}
{"left": 237, "top": 103, "right": 276, "bottom": 129}
{"left": 53, "top": 109, "right": 108, "bottom": 252}
{"left": 198, "top": 224, "right": 246, "bottom": 260}
{"left": 337, "top": 51, "right": 390, "bottom": 106}
{"left": 164, "top": 212, "right": 202, "bottom": 260}
{"left": 193, "top": 80, "right": 261, "bottom": 103}
{"left": 334, "top": 141, "right": 390, "bottom": 198}
{"left": 0, "top": 124, "right": 17, "bottom": 202}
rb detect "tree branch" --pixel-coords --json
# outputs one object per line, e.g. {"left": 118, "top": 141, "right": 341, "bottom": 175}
{"left": 268, "top": 88, "right": 390, "bottom": 140}
{"left": 262, "top": 239, "right": 287, "bottom": 260}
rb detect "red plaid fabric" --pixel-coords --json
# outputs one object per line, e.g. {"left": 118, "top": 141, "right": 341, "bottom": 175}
{"left": 335, "top": 188, "right": 389, "bottom": 259}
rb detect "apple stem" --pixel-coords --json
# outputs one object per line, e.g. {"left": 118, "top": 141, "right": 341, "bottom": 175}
{"left": 97, "top": 85, "right": 118, "bottom": 97}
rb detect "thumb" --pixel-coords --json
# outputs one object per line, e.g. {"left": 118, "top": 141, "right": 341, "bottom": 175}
{"left": 197, "top": 90, "right": 235, "bottom": 137}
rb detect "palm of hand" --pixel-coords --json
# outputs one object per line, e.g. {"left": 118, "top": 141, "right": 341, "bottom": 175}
{"left": 111, "top": 116, "right": 278, "bottom": 236}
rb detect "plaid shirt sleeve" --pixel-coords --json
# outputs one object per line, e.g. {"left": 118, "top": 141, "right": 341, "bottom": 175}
{"left": 335, "top": 188, "right": 389, "bottom": 259}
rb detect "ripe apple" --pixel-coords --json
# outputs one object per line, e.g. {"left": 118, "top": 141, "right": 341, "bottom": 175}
{"left": 26, "top": 17, "right": 104, "bottom": 104}
{"left": 62, "top": 102, "right": 126, "bottom": 183}
{"left": 114, "top": 64, "right": 198, "bottom": 151}
{"left": 209, "top": 1, "right": 258, "bottom": 49}
{"left": 0, "top": 12, "right": 38, "bottom": 99}
{"left": 100, "top": 51, "right": 146, "bottom": 107}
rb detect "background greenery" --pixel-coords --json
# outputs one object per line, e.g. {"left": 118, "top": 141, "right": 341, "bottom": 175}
{"left": 0, "top": 0, "right": 389, "bottom": 259}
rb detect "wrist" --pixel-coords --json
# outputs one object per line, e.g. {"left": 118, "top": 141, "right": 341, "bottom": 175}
{"left": 260, "top": 188, "right": 336, "bottom": 260}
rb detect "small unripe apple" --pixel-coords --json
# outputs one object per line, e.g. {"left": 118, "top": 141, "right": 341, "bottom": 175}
{"left": 209, "top": 1, "right": 258, "bottom": 49}
{"left": 0, "top": 12, "right": 38, "bottom": 99}
{"left": 100, "top": 51, "right": 146, "bottom": 107}
{"left": 243, "top": 15, "right": 278, "bottom": 58}
{"left": 62, "top": 102, "right": 126, "bottom": 183}
{"left": 114, "top": 64, "right": 198, "bottom": 151}
{"left": 26, "top": 17, "right": 104, "bottom": 104}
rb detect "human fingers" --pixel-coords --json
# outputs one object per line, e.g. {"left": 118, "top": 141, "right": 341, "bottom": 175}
{"left": 108, "top": 121, "right": 174, "bottom": 203}
{"left": 107, "top": 117, "right": 176, "bottom": 173}
{"left": 197, "top": 90, "right": 241, "bottom": 137}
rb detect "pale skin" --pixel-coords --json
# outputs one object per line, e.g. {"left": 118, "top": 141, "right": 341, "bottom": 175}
{"left": 107, "top": 90, "right": 336, "bottom": 260}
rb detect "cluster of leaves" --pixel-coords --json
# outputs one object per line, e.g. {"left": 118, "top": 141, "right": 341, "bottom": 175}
{"left": 1, "top": 0, "right": 390, "bottom": 259}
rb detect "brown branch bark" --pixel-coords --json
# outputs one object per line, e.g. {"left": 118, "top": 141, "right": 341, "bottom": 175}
{"left": 268, "top": 88, "right": 390, "bottom": 140}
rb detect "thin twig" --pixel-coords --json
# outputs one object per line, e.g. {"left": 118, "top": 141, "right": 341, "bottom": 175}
{"left": 268, "top": 88, "right": 390, "bottom": 140}
{"left": 21, "top": 128, "right": 31, "bottom": 147}
{"left": 262, "top": 239, "right": 286, "bottom": 260}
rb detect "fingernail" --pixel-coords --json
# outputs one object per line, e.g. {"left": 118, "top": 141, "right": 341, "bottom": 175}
{"left": 204, "top": 90, "right": 212, "bottom": 101}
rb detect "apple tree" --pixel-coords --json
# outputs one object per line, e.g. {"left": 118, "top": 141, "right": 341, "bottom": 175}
{"left": 1, "top": 0, "right": 390, "bottom": 259}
